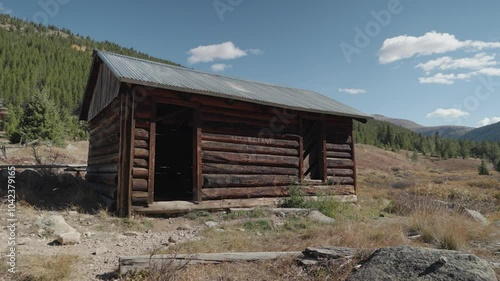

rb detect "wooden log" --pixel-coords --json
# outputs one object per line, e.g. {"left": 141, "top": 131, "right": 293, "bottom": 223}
{"left": 135, "top": 128, "right": 149, "bottom": 140}
{"left": 132, "top": 179, "right": 148, "bottom": 191}
{"left": 134, "top": 140, "right": 148, "bottom": 149}
{"left": 132, "top": 195, "right": 357, "bottom": 215}
{"left": 86, "top": 172, "right": 118, "bottom": 186}
{"left": 86, "top": 163, "right": 119, "bottom": 173}
{"left": 202, "top": 174, "right": 297, "bottom": 188}
{"left": 87, "top": 182, "right": 117, "bottom": 198}
{"left": 90, "top": 118, "right": 121, "bottom": 137}
{"left": 133, "top": 158, "right": 148, "bottom": 168}
{"left": 201, "top": 185, "right": 354, "bottom": 200}
{"left": 135, "top": 121, "right": 150, "bottom": 129}
{"left": 327, "top": 168, "right": 354, "bottom": 176}
{"left": 202, "top": 163, "right": 298, "bottom": 176}
{"left": 87, "top": 153, "right": 120, "bottom": 165}
{"left": 131, "top": 191, "right": 148, "bottom": 205}
{"left": 119, "top": 252, "right": 303, "bottom": 276}
{"left": 327, "top": 158, "right": 354, "bottom": 168}
{"left": 202, "top": 151, "right": 299, "bottom": 167}
{"left": 135, "top": 110, "right": 151, "bottom": 120}
{"left": 88, "top": 144, "right": 119, "bottom": 158}
{"left": 202, "top": 105, "right": 298, "bottom": 124}
{"left": 326, "top": 143, "right": 351, "bottom": 152}
{"left": 202, "top": 123, "right": 298, "bottom": 140}
{"left": 202, "top": 132, "right": 299, "bottom": 148}
{"left": 326, "top": 177, "right": 355, "bottom": 185}
{"left": 202, "top": 141, "right": 298, "bottom": 156}
{"left": 89, "top": 134, "right": 120, "bottom": 150}
{"left": 133, "top": 168, "right": 149, "bottom": 178}
{"left": 326, "top": 151, "right": 352, "bottom": 159}
{"left": 134, "top": 148, "right": 149, "bottom": 159}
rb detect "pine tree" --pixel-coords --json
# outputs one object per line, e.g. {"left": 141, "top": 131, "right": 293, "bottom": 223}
{"left": 16, "top": 89, "right": 65, "bottom": 146}
{"left": 496, "top": 160, "right": 500, "bottom": 173}
{"left": 478, "top": 160, "right": 490, "bottom": 175}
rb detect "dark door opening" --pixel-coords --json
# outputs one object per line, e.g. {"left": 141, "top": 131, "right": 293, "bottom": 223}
{"left": 154, "top": 103, "right": 194, "bottom": 201}
{"left": 302, "top": 119, "right": 322, "bottom": 180}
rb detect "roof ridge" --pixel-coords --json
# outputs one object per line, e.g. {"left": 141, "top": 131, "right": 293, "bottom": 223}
{"left": 97, "top": 50, "right": 319, "bottom": 94}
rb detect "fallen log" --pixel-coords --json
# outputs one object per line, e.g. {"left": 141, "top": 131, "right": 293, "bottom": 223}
{"left": 119, "top": 251, "right": 303, "bottom": 275}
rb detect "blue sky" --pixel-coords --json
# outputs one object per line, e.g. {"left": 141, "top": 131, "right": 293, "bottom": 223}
{"left": 2, "top": 0, "right": 500, "bottom": 128}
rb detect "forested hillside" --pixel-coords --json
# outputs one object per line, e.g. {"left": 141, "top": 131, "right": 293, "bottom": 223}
{"left": 462, "top": 122, "right": 500, "bottom": 142}
{"left": 354, "top": 119, "right": 500, "bottom": 165}
{"left": 0, "top": 14, "right": 180, "bottom": 142}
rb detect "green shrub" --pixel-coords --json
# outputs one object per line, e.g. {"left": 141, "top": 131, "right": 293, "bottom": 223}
{"left": 478, "top": 160, "right": 490, "bottom": 175}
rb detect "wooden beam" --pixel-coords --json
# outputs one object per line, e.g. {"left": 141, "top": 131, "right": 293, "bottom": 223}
{"left": 299, "top": 116, "right": 304, "bottom": 182}
{"left": 202, "top": 141, "right": 299, "bottom": 156}
{"left": 201, "top": 185, "right": 355, "bottom": 200}
{"left": 202, "top": 174, "right": 297, "bottom": 188}
{"left": 119, "top": 252, "right": 303, "bottom": 276}
{"left": 202, "top": 151, "right": 299, "bottom": 167}
{"left": 193, "top": 107, "right": 202, "bottom": 203}
{"left": 321, "top": 119, "right": 327, "bottom": 182}
{"left": 148, "top": 100, "right": 156, "bottom": 204}
{"left": 202, "top": 163, "right": 298, "bottom": 176}
{"left": 351, "top": 123, "right": 358, "bottom": 196}
{"left": 132, "top": 195, "right": 357, "bottom": 214}
{"left": 202, "top": 133, "right": 299, "bottom": 148}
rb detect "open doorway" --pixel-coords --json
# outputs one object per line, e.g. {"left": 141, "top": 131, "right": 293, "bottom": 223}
{"left": 154, "top": 103, "right": 194, "bottom": 201}
{"left": 302, "top": 119, "right": 322, "bottom": 180}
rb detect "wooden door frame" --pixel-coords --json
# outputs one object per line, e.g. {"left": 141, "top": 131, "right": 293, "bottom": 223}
{"left": 149, "top": 98, "right": 202, "bottom": 204}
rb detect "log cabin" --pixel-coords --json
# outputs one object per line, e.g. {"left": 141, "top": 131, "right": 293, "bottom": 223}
{"left": 79, "top": 50, "right": 370, "bottom": 216}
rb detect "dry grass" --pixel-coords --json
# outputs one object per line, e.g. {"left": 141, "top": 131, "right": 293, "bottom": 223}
{"left": 406, "top": 208, "right": 494, "bottom": 250}
{"left": 16, "top": 254, "right": 81, "bottom": 281}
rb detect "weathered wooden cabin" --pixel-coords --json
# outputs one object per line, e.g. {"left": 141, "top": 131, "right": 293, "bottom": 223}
{"left": 79, "top": 50, "right": 370, "bottom": 216}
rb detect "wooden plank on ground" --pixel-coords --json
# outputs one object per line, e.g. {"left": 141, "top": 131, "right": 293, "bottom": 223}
{"left": 119, "top": 251, "right": 303, "bottom": 275}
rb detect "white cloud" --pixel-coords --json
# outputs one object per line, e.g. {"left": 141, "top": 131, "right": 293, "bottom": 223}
{"left": 187, "top": 41, "right": 247, "bottom": 64}
{"left": 478, "top": 117, "right": 500, "bottom": 127}
{"left": 338, "top": 88, "right": 366, "bottom": 95}
{"left": 248, "top": 49, "right": 263, "bottom": 55}
{"left": 0, "top": 3, "right": 13, "bottom": 14}
{"left": 418, "top": 72, "right": 475, "bottom": 85}
{"left": 211, "top": 63, "right": 232, "bottom": 72}
{"left": 379, "top": 31, "right": 500, "bottom": 64}
{"left": 426, "top": 108, "right": 470, "bottom": 119}
{"left": 416, "top": 53, "right": 497, "bottom": 74}
{"left": 418, "top": 67, "right": 500, "bottom": 85}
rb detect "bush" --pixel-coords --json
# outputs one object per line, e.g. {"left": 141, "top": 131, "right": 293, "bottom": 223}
{"left": 478, "top": 160, "right": 490, "bottom": 175}
{"left": 496, "top": 161, "right": 500, "bottom": 173}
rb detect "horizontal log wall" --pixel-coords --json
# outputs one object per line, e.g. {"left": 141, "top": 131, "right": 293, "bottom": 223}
{"left": 86, "top": 97, "right": 121, "bottom": 200}
{"left": 131, "top": 97, "right": 152, "bottom": 206}
{"left": 199, "top": 97, "right": 301, "bottom": 200}
{"left": 324, "top": 116, "right": 355, "bottom": 188}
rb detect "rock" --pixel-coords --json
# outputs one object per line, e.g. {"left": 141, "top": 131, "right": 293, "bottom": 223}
{"left": 83, "top": 232, "right": 92, "bottom": 237}
{"left": 168, "top": 236, "right": 177, "bottom": 243}
{"left": 57, "top": 232, "right": 81, "bottom": 245}
{"left": 214, "top": 228, "right": 225, "bottom": 233}
{"left": 68, "top": 210, "right": 78, "bottom": 216}
{"left": 347, "top": 245, "right": 497, "bottom": 281}
{"left": 205, "top": 221, "right": 219, "bottom": 227}
{"left": 93, "top": 247, "right": 108, "bottom": 255}
{"left": 307, "top": 210, "right": 335, "bottom": 224}
{"left": 303, "top": 246, "right": 354, "bottom": 259}
{"left": 123, "top": 231, "right": 141, "bottom": 237}
{"left": 177, "top": 224, "right": 193, "bottom": 231}
{"left": 464, "top": 209, "right": 489, "bottom": 225}
{"left": 114, "top": 234, "right": 127, "bottom": 240}
{"left": 34, "top": 215, "right": 78, "bottom": 236}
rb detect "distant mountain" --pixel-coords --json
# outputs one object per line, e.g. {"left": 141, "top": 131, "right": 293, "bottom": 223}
{"left": 373, "top": 114, "right": 474, "bottom": 139}
{"left": 372, "top": 114, "right": 423, "bottom": 129}
{"left": 462, "top": 122, "right": 500, "bottom": 141}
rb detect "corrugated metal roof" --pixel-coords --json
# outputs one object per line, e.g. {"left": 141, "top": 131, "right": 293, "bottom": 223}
{"left": 97, "top": 50, "right": 370, "bottom": 120}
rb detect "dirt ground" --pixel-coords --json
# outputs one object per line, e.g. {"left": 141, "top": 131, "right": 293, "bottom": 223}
{"left": 1, "top": 142, "right": 499, "bottom": 280}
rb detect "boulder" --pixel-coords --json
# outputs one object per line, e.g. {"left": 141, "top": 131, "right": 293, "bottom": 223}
{"left": 57, "top": 232, "right": 81, "bottom": 245}
{"left": 348, "top": 245, "right": 497, "bottom": 281}
{"left": 463, "top": 209, "right": 489, "bottom": 225}
{"left": 34, "top": 215, "right": 78, "bottom": 236}
{"left": 307, "top": 210, "right": 335, "bottom": 224}
{"left": 205, "top": 221, "right": 219, "bottom": 227}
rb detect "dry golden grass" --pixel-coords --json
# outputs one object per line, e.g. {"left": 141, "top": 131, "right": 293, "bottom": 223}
{"left": 16, "top": 254, "right": 81, "bottom": 281}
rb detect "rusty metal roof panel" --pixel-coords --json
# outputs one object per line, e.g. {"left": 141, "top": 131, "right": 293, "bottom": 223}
{"left": 97, "top": 51, "right": 369, "bottom": 120}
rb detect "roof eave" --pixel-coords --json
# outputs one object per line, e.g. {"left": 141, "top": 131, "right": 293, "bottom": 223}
{"left": 119, "top": 77, "right": 371, "bottom": 122}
